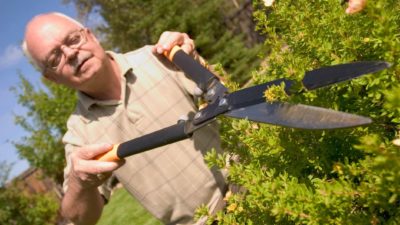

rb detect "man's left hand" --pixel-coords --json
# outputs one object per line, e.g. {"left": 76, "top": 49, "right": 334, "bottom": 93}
{"left": 152, "top": 31, "right": 195, "bottom": 56}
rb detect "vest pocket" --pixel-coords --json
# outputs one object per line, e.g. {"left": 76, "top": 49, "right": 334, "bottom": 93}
{"left": 126, "top": 104, "right": 143, "bottom": 124}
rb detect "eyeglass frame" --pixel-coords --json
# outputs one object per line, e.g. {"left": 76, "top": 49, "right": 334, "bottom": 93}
{"left": 42, "top": 28, "right": 88, "bottom": 73}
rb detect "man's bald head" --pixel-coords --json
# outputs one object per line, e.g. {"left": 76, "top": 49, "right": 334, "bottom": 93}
{"left": 23, "top": 12, "right": 84, "bottom": 71}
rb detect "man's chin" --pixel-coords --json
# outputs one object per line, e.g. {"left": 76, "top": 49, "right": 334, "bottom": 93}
{"left": 79, "top": 73, "right": 95, "bottom": 85}
{"left": 76, "top": 63, "right": 96, "bottom": 80}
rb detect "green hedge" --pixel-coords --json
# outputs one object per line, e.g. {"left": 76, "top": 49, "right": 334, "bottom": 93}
{"left": 202, "top": 0, "right": 400, "bottom": 224}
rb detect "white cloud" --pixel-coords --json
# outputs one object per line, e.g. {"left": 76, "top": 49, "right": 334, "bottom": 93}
{"left": 0, "top": 44, "right": 23, "bottom": 69}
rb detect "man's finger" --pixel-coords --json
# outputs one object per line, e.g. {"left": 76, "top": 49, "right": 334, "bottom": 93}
{"left": 76, "top": 143, "right": 114, "bottom": 160}
{"left": 180, "top": 44, "right": 193, "bottom": 55}
{"left": 153, "top": 31, "right": 174, "bottom": 54}
{"left": 153, "top": 31, "right": 195, "bottom": 55}
{"left": 180, "top": 33, "right": 195, "bottom": 55}
{"left": 75, "top": 158, "right": 123, "bottom": 175}
{"left": 160, "top": 34, "right": 182, "bottom": 53}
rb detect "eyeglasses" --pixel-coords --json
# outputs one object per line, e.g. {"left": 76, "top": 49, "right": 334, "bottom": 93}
{"left": 43, "top": 29, "right": 87, "bottom": 72}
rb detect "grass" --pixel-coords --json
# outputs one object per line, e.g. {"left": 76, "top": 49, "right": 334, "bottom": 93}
{"left": 97, "top": 188, "right": 162, "bottom": 225}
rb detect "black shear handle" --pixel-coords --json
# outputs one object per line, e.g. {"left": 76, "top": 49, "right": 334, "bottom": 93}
{"left": 96, "top": 122, "right": 190, "bottom": 161}
{"left": 164, "top": 46, "right": 219, "bottom": 92}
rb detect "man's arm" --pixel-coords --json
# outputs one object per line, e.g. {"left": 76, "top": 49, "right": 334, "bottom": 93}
{"left": 61, "top": 180, "right": 105, "bottom": 225}
{"left": 61, "top": 143, "right": 124, "bottom": 225}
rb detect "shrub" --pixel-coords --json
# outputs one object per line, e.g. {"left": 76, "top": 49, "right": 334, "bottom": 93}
{"left": 203, "top": 1, "right": 400, "bottom": 224}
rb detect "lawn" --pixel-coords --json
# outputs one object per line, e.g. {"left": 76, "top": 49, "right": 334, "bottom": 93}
{"left": 97, "top": 188, "right": 162, "bottom": 225}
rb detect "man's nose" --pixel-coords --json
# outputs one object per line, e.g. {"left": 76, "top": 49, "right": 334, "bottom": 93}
{"left": 60, "top": 45, "right": 78, "bottom": 59}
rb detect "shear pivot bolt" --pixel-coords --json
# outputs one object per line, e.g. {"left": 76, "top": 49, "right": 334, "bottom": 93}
{"left": 219, "top": 98, "right": 228, "bottom": 106}
{"left": 206, "top": 89, "right": 215, "bottom": 98}
{"left": 194, "top": 112, "right": 202, "bottom": 120}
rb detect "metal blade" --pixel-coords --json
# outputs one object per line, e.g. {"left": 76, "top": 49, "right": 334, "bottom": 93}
{"left": 224, "top": 102, "right": 372, "bottom": 129}
{"left": 303, "top": 61, "right": 390, "bottom": 90}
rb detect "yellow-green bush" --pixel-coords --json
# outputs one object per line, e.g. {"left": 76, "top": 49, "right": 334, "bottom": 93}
{"left": 204, "top": 0, "right": 400, "bottom": 224}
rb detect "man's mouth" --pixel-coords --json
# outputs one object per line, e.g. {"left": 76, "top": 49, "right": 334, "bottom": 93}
{"left": 73, "top": 52, "right": 93, "bottom": 76}
{"left": 76, "top": 57, "right": 90, "bottom": 73}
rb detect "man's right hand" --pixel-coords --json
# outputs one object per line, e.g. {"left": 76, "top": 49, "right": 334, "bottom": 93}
{"left": 62, "top": 143, "right": 124, "bottom": 225}
{"left": 68, "top": 143, "right": 125, "bottom": 190}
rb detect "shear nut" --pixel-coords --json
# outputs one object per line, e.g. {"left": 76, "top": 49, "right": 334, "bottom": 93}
{"left": 206, "top": 89, "right": 215, "bottom": 98}
{"left": 194, "top": 112, "right": 202, "bottom": 120}
{"left": 219, "top": 98, "right": 228, "bottom": 107}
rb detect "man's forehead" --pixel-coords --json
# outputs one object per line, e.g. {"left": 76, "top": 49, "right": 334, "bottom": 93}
{"left": 25, "top": 15, "right": 79, "bottom": 59}
{"left": 28, "top": 15, "right": 79, "bottom": 37}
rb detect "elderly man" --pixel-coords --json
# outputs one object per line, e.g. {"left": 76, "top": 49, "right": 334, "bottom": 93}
{"left": 23, "top": 12, "right": 227, "bottom": 225}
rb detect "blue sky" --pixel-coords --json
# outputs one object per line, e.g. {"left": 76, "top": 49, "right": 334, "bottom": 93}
{"left": 0, "top": 1, "right": 78, "bottom": 179}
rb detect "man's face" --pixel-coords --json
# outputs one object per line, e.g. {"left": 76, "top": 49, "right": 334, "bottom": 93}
{"left": 25, "top": 15, "right": 107, "bottom": 90}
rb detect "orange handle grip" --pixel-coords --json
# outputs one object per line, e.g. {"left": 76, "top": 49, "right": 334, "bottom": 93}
{"left": 95, "top": 144, "right": 121, "bottom": 162}
{"left": 163, "top": 45, "right": 182, "bottom": 62}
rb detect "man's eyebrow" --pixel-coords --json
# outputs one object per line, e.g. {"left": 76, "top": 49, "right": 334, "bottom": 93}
{"left": 43, "top": 31, "right": 73, "bottom": 62}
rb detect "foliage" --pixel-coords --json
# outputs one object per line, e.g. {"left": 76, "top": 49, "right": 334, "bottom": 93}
{"left": 97, "top": 188, "right": 162, "bottom": 225}
{"left": 0, "top": 161, "right": 13, "bottom": 188}
{"left": 15, "top": 0, "right": 400, "bottom": 224}
{"left": 0, "top": 166, "right": 60, "bottom": 225}
{"left": 0, "top": 182, "right": 59, "bottom": 225}
{"left": 201, "top": 0, "right": 400, "bottom": 224}
{"left": 67, "top": 0, "right": 263, "bottom": 83}
{"left": 11, "top": 75, "right": 76, "bottom": 183}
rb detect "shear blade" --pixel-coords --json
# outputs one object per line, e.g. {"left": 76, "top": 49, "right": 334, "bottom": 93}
{"left": 224, "top": 102, "right": 372, "bottom": 130}
{"left": 303, "top": 61, "right": 390, "bottom": 90}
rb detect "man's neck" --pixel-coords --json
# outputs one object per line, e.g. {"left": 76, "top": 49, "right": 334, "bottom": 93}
{"left": 81, "top": 56, "right": 122, "bottom": 101}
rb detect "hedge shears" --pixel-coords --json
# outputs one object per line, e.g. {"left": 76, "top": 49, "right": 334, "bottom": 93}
{"left": 97, "top": 46, "right": 390, "bottom": 161}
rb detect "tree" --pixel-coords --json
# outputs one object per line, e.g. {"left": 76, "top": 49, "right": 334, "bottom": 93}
{"left": 67, "top": 0, "right": 263, "bottom": 83}
{"left": 0, "top": 162, "right": 59, "bottom": 225}
{"left": 0, "top": 182, "right": 59, "bottom": 225}
{"left": 200, "top": 0, "right": 400, "bottom": 224}
{"left": 12, "top": 75, "right": 76, "bottom": 183}
{"left": 0, "top": 161, "right": 13, "bottom": 188}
